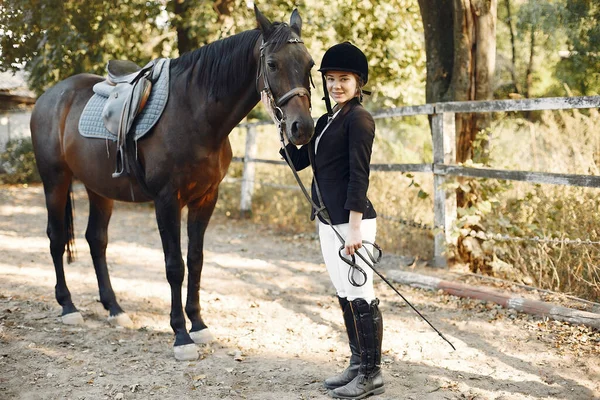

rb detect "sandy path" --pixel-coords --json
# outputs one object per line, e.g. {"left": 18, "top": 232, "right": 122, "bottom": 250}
{"left": 0, "top": 184, "right": 598, "bottom": 400}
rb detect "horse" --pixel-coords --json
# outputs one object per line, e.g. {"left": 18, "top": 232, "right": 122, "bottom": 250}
{"left": 29, "top": 6, "right": 315, "bottom": 361}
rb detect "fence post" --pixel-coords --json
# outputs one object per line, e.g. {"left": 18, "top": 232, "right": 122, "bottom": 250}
{"left": 240, "top": 124, "right": 258, "bottom": 218}
{"left": 432, "top": 111, "right": 456, "bottom": 267}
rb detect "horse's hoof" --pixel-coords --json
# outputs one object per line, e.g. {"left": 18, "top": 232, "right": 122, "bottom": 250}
{"left": 108, "top": 313, "right": 134, "bottom": 329}
{"left": 61, "top": 312, "right": 84, "bottom": 325}
{"left": 190, "top": 328, "right": 214, "bottom": 344}
{"left": 174, "top": 343, "right": 199, "bottom": 361}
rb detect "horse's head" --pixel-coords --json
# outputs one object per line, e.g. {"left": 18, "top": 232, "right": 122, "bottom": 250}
{"left": 255, "top": 7, "right": 315, "bottom": 146}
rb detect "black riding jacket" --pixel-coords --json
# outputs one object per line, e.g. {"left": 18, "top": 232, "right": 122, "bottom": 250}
{"left": 280, "top": 97, "right": 377, "bottom": 225}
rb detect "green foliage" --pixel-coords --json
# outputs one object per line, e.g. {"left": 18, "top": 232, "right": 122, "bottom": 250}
{"left": 1, "top": 0, "right": 425, "bottom": 108}
{"left": 555, "top": 1, "right": 600, "bottom": 95}
{"left": 0, "top": 138, "right": 41, "bottom": 184}
{"left": 496, "top": 0, "right": 600, "bottom": 98}
{"left": 323, "top": 0, "right": 425, "bottom": 107}
{"left": 0, "top": 0, "right": 167, "bottom": 95}
{"left": 449, "top": 128, "right": 513, "bottom": 273}
{"left": 165, "top": 0, "right": 256, "bottom": 52}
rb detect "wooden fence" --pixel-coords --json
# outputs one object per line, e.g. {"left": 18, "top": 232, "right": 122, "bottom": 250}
{"left": 233, "top": 95, "right": 600, "bottom": 267}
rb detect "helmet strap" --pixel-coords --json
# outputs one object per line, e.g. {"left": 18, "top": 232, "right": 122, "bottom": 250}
{"left": 360, "top": 88, "right": 372, "bottom": 102}
{"left": 321, "top": 74, "right": 333, "bottom": 117}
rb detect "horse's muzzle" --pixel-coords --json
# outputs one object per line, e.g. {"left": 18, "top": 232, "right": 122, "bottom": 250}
{"left": 287, "top": 115, "right": 314, "bottom": 145}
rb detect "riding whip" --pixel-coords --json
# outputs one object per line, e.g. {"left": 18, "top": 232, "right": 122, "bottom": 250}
{"left": 278, "top": 130, "right": 456, "bottom": 352}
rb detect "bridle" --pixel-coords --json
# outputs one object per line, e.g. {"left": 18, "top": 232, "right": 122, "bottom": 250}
{"left": 257, "top": 37, "right": 314, "bottom": 127}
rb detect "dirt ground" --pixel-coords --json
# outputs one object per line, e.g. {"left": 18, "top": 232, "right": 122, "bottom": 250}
{"left": 0, "top": 183, "right": 598, "bottom": 400}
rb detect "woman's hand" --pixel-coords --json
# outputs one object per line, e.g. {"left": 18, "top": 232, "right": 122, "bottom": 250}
{"left": 344, "top": 211, "right": 363, "bottom": 256}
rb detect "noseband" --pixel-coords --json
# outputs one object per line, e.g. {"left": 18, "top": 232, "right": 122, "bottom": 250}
{"left": 258, "top": 37, "right": 313, "bottom": 125}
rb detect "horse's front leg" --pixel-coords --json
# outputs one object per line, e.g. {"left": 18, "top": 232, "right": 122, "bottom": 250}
{"left": 186, "top": 192, "right": 218, "bottom": 344}
{"left": 154, "top": 195, "right": 197, "bottom": 361}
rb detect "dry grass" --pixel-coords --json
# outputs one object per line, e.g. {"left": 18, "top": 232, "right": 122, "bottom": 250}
{"left": 457, "top": 109, "right": 600, "bottom": 301}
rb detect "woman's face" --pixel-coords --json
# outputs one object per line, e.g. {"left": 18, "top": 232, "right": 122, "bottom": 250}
{"left": 325, "top": 71, "right": 359, "bottom": 107}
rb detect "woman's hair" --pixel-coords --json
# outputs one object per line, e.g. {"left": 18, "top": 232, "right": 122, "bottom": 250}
{"left": 353, "top": 73, "right": 365, "bottom": 101}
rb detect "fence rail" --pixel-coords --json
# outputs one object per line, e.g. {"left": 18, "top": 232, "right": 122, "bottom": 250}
{"left": 234, "top": 95, "right": 600, "bottom": 266}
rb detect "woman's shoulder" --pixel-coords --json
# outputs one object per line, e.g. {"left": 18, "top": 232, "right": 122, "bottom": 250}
{"left": 351, "top": 101, "right": 373, "bottom": 116}
{"left": 344, "top": 101, "right": 375, "bottom": 127}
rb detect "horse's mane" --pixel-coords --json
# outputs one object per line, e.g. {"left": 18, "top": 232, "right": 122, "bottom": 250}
{"left": 170, "top": 23, "right": 297, "bottom": 99}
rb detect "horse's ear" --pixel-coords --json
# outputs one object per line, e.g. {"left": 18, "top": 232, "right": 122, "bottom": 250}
{"left": 290, "top": 9, "right": 302, "bottom": 38}
{"left": 254, "top": 5, "right": 273, "bottom": 39}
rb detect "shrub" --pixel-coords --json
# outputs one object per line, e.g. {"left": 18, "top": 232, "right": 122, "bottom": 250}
{"left": 0, "top": 138, "right": 41, "bottom": 184}
{"left": 450, "top": 109, "right": 600, "bottom": 301}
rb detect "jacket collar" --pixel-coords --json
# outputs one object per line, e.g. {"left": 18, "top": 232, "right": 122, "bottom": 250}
{"left": 313, "top": 97, "right": 362, "bottom": 143}
{"left": 335, "top": 97, "right": 361, "bottom": 117}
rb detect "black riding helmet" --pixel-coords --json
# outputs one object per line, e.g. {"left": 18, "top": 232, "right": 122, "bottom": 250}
{"left": 319, "top": 42, "right": 369, "bottom": 84}
{"left": 318, "top": 42, "right": 369, "bottom": 116}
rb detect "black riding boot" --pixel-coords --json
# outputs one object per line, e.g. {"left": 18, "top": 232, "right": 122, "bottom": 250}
{"left": 324, "top": 296, "right": 361, "bottom": 389}
{"left": 330, "top": 298, "right": 384, "bottom": 399}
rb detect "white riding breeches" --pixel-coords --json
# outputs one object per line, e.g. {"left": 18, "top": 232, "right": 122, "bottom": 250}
{"left": 318, "top": 218, "right": 377, "bottom": 302}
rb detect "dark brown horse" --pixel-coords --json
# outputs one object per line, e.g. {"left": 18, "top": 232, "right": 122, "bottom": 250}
{"left": 30, "top": 7, "right": 314, "bottom": 360}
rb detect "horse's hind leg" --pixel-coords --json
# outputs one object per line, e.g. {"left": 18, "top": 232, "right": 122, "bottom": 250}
{"left": 186, "top": 193, "right": 219, "bottom": 344}
{"left": 42, "top": 172, "right": 84, "bottom": 325}
{"left": 85, "top": 188, "right": 133, "bottom": 328}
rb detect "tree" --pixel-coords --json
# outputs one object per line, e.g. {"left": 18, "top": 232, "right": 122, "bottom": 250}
{"left": 0, "top": 0, "right": 166, "bottom": 95}
{"left": 167, "top": 0, "right": 246, "bottom": 54}
{"left": 254, "top": 0, "right": 426, "bottom": 109}
{"left": 417, "top": 0, "right": 497, "bottom": 200}
{"left": 555, "top": 0, "right": 600, "bottom": 96}
{"left": 495, "top": 0, "right": 599, "bottom": 99}
{"left": 1, "top": 0, "right": 426, "bottom": 110}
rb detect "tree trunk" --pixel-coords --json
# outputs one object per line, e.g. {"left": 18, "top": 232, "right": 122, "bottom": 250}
{"left": 451, "top": 0, "right": 497, "bottom": 166}
{"left": 170, "top": 0, "right": 195, "bottom": 55}
{"left": 213, "top": 0, "right": 235, "bottom": 38}
{"left": 213, "top": 0, "right": 233, "bottom": 18}
{"left": 525, "top": 28, "right": 536, "bottom": 99}
{"left": 418, "top": 0, "right": 497, "bottom": 205}
{"left": 418, "top": 0, "right": 455, "bottom": 104}
{"left": 169, "top": 0, "right": 235, "bottom": 54}
{"left": 504, "top": 0, "right": 521, "bottom": 95}
{"left": 418, "top": 0, "right": 497, "bottom": 270}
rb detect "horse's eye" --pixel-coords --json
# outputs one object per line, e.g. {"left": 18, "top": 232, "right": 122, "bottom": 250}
{"left": 267, "top": 61, "right": 277, "bottom": 71}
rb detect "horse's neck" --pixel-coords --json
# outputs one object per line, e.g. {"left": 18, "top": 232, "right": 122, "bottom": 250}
{"left": 170, "top": 37, "right": 261, "bottom": 143}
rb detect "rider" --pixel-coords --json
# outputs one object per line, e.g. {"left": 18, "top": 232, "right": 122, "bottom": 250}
{"left": 264, "top": 41, "right": 384, "bottom": 399}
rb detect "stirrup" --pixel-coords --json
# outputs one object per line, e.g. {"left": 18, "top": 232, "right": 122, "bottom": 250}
{"left": 112, "top": 148, "right": 126, "bottom": 178}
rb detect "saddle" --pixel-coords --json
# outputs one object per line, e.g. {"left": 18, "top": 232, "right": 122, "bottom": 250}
{"left": 92, "top": 59, "right": 157, "bottom": 178}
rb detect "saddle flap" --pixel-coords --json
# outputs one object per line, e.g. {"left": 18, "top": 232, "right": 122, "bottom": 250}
{"left": 102, "top": 84, "right": 133, "bottom": 136}
{"left": 101, "top": 79, "right": 152, "bottom": 136}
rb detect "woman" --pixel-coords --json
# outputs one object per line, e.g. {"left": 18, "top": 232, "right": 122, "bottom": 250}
{"left": 264, "top": 42, "right": 384, "bottom": 399}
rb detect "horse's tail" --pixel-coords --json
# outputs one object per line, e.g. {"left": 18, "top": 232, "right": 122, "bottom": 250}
{"left": 65, "top": 182, "right": 76, "bottom": 263}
